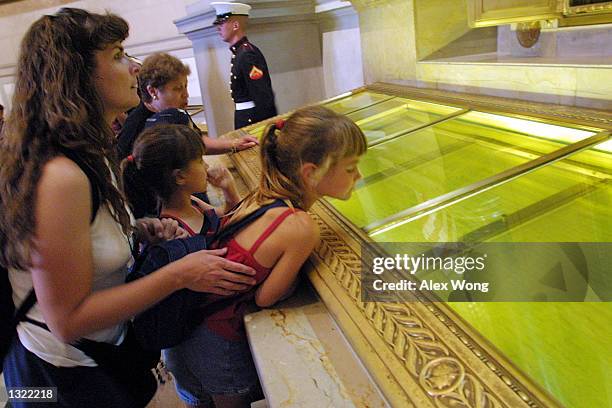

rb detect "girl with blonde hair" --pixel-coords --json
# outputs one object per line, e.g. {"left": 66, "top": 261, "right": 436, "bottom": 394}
{"left": 165, "top": 105, "right": 367, "bottom": 408}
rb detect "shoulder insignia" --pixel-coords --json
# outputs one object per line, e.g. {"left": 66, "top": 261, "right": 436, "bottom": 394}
{"left": 249, "top": 65, "right": 264, "bottom": 80}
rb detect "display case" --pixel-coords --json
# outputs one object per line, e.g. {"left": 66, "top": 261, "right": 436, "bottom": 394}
{"left": 227, "top": 83, "right": 611, "bottom": 408}
{"left": 468, "top": 0, "right": 612, "bottom": 28}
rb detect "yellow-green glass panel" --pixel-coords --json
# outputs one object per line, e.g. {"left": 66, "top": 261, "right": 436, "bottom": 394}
{"left": 348, "top": 98, "right": 461, "bottom": 144}
{"left": 323, "top": 91, "right": 393, "bottom": 115}
{"left": 459, "top": 111, "right": 599, "bottom": 146}
{"left": 370, "top": 142, "right": 611, "bottom": 408}
{"left": 329, "top": 112, "right": 596, "bottom": 229}
{"left": 373, "top": 140, "right": 610, "bottom": 242}
{"left": 247, "top": 123, "right": 268, "bottom": 139}
{"left": 449, "top": 303, "right": 611, "bottom": 408}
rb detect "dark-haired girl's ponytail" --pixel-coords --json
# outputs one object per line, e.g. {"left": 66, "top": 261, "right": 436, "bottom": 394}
{"left": 120, "top": 155, "right": 157, "bottom": 218}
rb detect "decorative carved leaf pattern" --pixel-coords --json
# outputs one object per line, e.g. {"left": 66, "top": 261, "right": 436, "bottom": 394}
{"left": 310, "top": 212, "right": 507, "bottom": 407}
{"left": 436, "top": 373, "right": 505, "bottom": 408}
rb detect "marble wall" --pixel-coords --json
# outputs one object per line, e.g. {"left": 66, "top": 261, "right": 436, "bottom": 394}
{"left": 320, "top": 7, "right": 364, "bottom": 97}
{"left": 358, "top": 0, "right": 417, "bottom": 84}
{"left": 414, "top": 0, "right": 470, "bottom": 60}
{"left": 0, "top": 0, "right": 196, "bottom": 109}
{"left": 0, "top": 0, "right": 194, "bottom": 67}
{"left": 352, "top": 0, "right": 612, "bottom": 109}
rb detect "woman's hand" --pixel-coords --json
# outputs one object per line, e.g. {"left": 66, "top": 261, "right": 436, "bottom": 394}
{"left": 135, "top": 217, "right": 189, "bottom": 245}
{"left": 176, "top": 247, "right": 257, "bottom": 296}
{"left": 202, "top": 135, "right": 258, "bottom": 155}
{"left": 234, "top": 136, "right": 258, "bottom": 152}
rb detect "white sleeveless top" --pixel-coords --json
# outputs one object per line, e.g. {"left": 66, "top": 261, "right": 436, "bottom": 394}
{"left": 9, "top": 203, "right": 133, "bottom": 367}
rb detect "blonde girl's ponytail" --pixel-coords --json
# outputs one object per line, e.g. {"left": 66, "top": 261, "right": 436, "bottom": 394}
{"left": 258, "top": 119, "right": 304, "bottom": 205}
{"left": 223, "top": 106, "right": 367, "bottom": 229}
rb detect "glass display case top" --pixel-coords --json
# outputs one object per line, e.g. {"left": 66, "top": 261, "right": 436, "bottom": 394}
{"left": 323, "top": 91, "right": 393, "bottom": 115}
{"left": 245, "top": 89, "right": 395, "bottom": 138}
{"left": 460, "top": 111, "right": 598, "bottom": 145}
{"left": 450, "top": 302, "right": 611, "bottom": 408}
{"left": 347, "top": 98, "right": 463, "bottom": 144}
{"left": 370, "top": 137, "right": 610, "bottom": 242}
{"left": 362, "top": 139, "right": 611, "bottom": 408}
{"left": 328, "top": 111, "right": 599, "bottom": 229}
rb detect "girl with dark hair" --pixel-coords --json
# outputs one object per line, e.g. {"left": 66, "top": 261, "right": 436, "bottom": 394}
{"left": 163, "top": 105, "right": 367, "bottom": 408}
{"left": 121, "top": 124, "right": 240, "bottom": 236}
{"left": 0, "top": 8, "right": 255, "bottom": 407}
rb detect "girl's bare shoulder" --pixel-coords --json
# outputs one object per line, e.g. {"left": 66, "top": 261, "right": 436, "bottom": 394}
{"left": 273, "top": 208, "right": 319, "bottom": 245}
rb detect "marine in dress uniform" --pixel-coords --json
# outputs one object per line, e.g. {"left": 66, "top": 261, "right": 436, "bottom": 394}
{"left": 212, "top": 2, "right": 278, "bottom": 129}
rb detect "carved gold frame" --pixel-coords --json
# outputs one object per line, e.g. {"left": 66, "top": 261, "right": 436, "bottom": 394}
{"left": 223, "top": 84, "right": 612, "bottom": 407}
{"left": 468, "top": 0, "right": 612, "bottom": 27}
{"left": 560, "top": 0, "right": 612, "bottom": 25}
{"left": 564, "top": 0, "right": 612, "bottom": 15}
{"left": 469, "top": 0, "right": 563, "bottom": 27}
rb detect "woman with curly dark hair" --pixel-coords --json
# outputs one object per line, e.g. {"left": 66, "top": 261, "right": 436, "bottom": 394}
{"left": 0, "top": 8, "right": 255, "bottom": 407}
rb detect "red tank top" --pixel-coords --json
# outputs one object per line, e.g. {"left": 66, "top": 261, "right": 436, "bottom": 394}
{"left": 159, "top": 206, "right": 219, "bottom": 240}
{"left": 203, "top": 208, "right": 299, "bottom": 341}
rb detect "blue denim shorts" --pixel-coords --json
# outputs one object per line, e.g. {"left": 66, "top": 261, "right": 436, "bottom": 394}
{"left": 163, "top": 323, "right": 261, "bottom": 404}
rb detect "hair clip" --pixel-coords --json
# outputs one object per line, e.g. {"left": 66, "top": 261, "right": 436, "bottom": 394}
{"left": 127, "top": 154, "right": 135, "bottom": 163}
{"left": 275, "top": 119, "right": 285, "bottom": 130}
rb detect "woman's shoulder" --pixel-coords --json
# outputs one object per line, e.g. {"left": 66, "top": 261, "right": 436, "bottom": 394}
{"left": 41, "top": 155, "right": 90, "bottom": 188}
{"left": 36, "top": 156, "right": 94, "bottom": 222}
{"left": 38, "top": 155, "right": 96, "bottom": 207}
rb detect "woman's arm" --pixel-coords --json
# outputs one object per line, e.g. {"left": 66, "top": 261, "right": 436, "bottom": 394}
{"left": 254, "top": 212, "right": 320, "bottom": 307}
{"left": 202, "top": 135, "right": 258, "bottom": 155}
{"left": 31, "top": 157, "right": 257, "bottom": 343}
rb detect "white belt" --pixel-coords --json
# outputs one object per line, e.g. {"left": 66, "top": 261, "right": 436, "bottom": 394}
{"left": 235, "top": 101, "right": 255, "bottom": 110}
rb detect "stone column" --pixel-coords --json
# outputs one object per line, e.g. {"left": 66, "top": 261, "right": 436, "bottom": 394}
{"left": 347, "top": 0, "right": 419, "bottom": 84}
{"left": 175, "top": 0, "right": 326, "bottom": 137}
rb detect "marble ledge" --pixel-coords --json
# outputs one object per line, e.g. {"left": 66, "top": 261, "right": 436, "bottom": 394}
{"left": 245, "top": 284, "right": 387, "bottom": 408}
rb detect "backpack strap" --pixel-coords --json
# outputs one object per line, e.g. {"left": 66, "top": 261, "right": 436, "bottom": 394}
{"left": 214, "top": 199, "right": 288, "bottom": 245}
{"left": 159, "top": 206, "right": 220, "bottom": 241}
{"left": 58, "top": 148, "right": 101, "bottom": 223}
{"left": 10, "top": 289, "right": 41, "bottom": 331}
{"left": 249, "top": 209, "right": 298, "bottom": 255}
{"left": 202, "top": 208, "right": 221, "bottom": 246}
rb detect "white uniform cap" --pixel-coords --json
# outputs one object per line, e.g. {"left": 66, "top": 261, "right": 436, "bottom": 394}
{"left": 211, "top": 2, "right": 251, "bottom": 24}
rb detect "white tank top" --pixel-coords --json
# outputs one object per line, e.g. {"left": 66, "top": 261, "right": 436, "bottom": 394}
{"left": 9, "top": 203, "right": 133, "bottom": 367}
